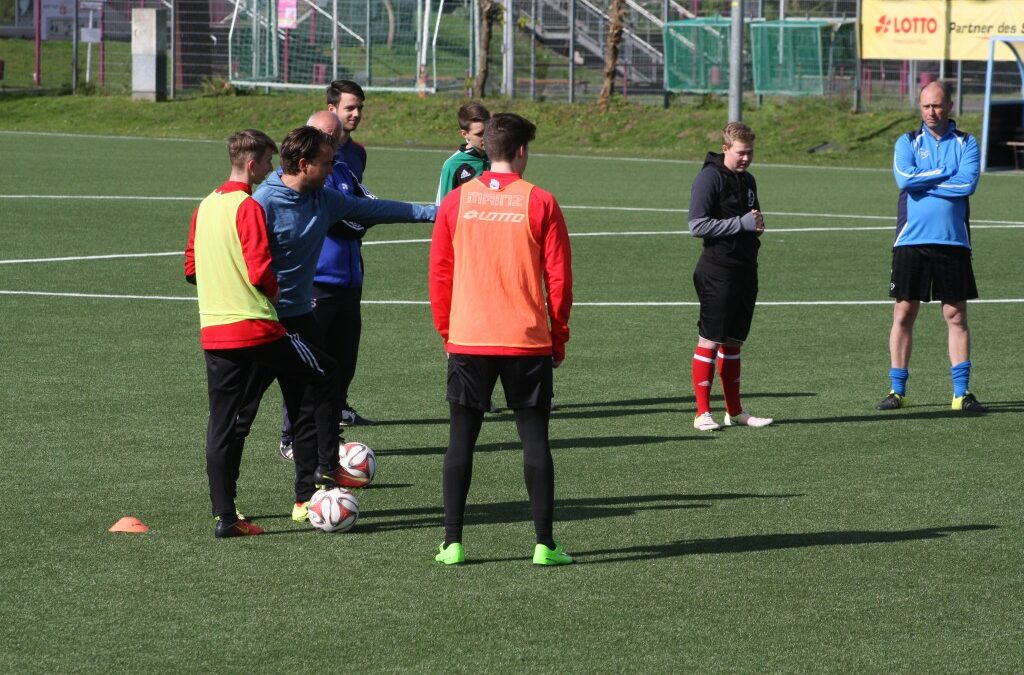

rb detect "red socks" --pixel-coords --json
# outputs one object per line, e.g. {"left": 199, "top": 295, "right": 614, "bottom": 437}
{"left": 692, "top": 345, "right": 718, "bottom": 415}
{"left": 694, "top": 343, "right": 744, "bottom": 415}
{"left": 717, "top": 345, "right": 743, "bottom": 415}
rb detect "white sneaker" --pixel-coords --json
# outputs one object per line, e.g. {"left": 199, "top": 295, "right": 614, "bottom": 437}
{"left": 724, "top": 410, "right": 773, "bottom": 428}
{"left": 693, "top": 412, "right": 721, "bottom": 431}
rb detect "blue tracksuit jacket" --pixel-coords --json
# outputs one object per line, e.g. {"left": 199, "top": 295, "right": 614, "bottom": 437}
{"left": 893, "top": 120, "right": 980, "bottom": 249}
{"left": 252, "top": 171, "right": 435, "bottom": 318}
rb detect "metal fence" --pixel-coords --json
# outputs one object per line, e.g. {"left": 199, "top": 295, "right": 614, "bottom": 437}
{"left": 1, "top": 0, "right": 1021, "bottom": 109}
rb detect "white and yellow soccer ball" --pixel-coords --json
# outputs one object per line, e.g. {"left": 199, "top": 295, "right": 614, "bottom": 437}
{"left": 307, "top": 487, "right": 359, "bottom": 532}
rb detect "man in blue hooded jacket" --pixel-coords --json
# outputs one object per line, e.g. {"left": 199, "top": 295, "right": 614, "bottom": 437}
{"left": 241, "top": 125, "right": 435, "bottom": 519}
{"left": 277, "top": 108, "right": 377, "bottom": 460}
{"left": 279, "top": 84, "right": 379, "bottom": 463}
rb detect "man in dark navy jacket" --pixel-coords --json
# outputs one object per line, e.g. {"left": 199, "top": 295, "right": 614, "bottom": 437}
{"left": 687, "top": 122, "right": 773, "bottom": 432}
{"left": 320, "top": 80, "right": 377, "bottom": 428}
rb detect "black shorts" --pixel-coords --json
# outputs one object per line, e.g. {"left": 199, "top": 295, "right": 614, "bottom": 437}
{"left": 889, "top": 245, "right": 978, "bottom": 303}
{"left": 446, "top": 354, "right": 553, "bottom": 412}
{"left": 693, "top": 263, "right": 758, "bottom": 344}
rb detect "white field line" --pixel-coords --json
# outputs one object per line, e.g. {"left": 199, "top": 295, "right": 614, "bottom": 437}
{"left": 2, "top": 193, "right": 1023, "bottom": 228}
{"left": 6, "top": 129, "right": 1024, "bottom": 177}
{"left": 3, "top": 218, "right": 1024, "bottom": 265}
{"left": 0, "top": 130, "right": 223, "bottom": 145}
{"left": 2, "top": 289, "right": 1024, "bottom": 307}
{"left": 0, "top": 194, "right": 198, "bottom": 201}
{"left": 0, "top": 290, "right": 197, "bottom": 301}
{"left": 0, "top": 252, "right": 182, "bottom": 265}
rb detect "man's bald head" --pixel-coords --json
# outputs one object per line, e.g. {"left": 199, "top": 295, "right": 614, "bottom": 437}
{"left": 918, "top": 80, "right": 953, "bottom": 139}
{"left": 920, "top": 80, "right": 952, "bottom": 105}
{"left": 306, "top": 110, "right": 341, "bottom": 147}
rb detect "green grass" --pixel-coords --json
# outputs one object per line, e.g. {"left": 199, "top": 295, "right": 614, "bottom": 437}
{"left": 0, "top": 89, "right": 980, "bottom": 168}
{"left": 1, "top": 129, "right": 1023, "bottom": 672}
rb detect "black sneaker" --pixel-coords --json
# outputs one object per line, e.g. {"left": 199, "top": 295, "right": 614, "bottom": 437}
{"left": 340, "top": 406, "right": 374, "bottom": 427}
{"left": 876, "top": 391, "right": 906, "bottom": 410}
{"left": 279, "top": 441, "right": 294, "bottom": 462}
{"left": 952, "top": 392, "right": 987, "bottom": 413}
{"left": 313, "top": 465, "right": 369, "bottom": 489}
{"left": 215, "top": 518, "right": 265, "bottom": 538}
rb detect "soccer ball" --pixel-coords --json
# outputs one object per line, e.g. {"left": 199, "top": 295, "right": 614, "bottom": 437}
{"left": 307, "top": 487, "right": 359, "bottom": 532}
{"left": 339, "top": 441, "right": 377, "bottom": 486}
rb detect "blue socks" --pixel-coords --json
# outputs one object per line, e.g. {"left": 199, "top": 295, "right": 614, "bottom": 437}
{"left": 889, "top": 368, "right": 909, "bottom": 396}
{"left": 951, "top": 361, "right": 971, "bottom": 398}
{"left": 890, "top": 363, "right": 971, "bottom": 398}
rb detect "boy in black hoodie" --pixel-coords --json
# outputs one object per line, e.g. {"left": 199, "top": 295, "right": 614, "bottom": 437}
{"left": 687, "top": 122, "right": 773, "bottom": 432}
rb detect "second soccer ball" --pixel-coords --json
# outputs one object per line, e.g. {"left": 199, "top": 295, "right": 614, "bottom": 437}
{"left": 339, "top": 441, "right": 377, "bottom": 486}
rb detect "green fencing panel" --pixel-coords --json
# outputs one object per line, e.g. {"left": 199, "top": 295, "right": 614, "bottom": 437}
{"left": 750, "top": 20, "right": 855, "bottom": 96}
{"left": 663, "top": 18, "right": 732, "bottom": 94}
{"left": 227, "top": 0, "right": 473, "bottom": 91}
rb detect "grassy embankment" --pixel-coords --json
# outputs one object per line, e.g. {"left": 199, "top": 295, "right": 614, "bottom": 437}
{"left": 0, "top": 89, "right": 971, "bottom": 168}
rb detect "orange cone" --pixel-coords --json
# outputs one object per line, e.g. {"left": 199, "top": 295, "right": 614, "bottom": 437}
{"left": 109, "top": 516, "right": 149, "bottom": 533}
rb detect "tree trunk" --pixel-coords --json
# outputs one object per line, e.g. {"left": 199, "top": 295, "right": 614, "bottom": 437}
{"left": 473, "top": 0, "right": 502, "bottom": 98}
{"left": 597, "top": 0, "right": 624, "bottom": 111}
{"left": 383, "top": 0, "right": 396, "bottom": 49}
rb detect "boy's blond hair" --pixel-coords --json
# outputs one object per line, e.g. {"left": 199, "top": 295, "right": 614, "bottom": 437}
{"left": 722, "top": 122, "right": 756, "bottom": 147}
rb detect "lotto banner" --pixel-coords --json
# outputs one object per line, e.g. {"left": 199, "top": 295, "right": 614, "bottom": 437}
{"left": 861, "top": 0, "right": 1024, "bottom": 61}
{"left": 948, "top": 0, "right": 1024, "bottom": 61}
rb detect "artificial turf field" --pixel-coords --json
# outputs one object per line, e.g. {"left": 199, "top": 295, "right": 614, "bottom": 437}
{"left": 1, "top": 130, "right": 1022, "bottom": 672}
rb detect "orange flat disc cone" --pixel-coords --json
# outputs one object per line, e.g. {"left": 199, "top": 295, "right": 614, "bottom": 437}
{"left": 109, "top": 516, "right": 149, "bottom": 533}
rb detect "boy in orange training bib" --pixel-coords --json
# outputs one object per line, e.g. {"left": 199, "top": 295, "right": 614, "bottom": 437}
{"left": 428, "top": 113, "right": 574, "bottom": 566}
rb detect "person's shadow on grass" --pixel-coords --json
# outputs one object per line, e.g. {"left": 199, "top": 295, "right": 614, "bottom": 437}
{"left": 349, "top": 492, "right": 802, "bottom": 535}
{"left": 778, "top": 399, "right": 1024, "bottom": 425}
{"left": 383, "top": 433, "right": 712, "bottom": 457}
{"left": 570, "top": 524, "right": 999, "bottom": 564}
{"left": 372, "top": 392, "right": 817, "bottom": 427}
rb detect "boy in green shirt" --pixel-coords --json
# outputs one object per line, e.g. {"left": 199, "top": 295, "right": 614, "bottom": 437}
{"left": 435, "top": 102, "right": 491, "bottom": 204}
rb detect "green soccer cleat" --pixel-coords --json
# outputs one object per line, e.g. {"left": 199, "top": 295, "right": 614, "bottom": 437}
{"left": 532, "top": 541, "right": 573, "bottom": 566}
{"left": 876, "top": 391, "right": 906, "bottom": 410}
{"left": 434, "top": 542, "right": 465, "bottom": 565}
{"left": 291, "top": 501, "right": 309, "bottom": 522}
{"left": 952, "top": 392, "right": 986, "bottom": 413}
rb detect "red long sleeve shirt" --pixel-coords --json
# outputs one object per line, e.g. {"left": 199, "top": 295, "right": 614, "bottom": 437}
{"left": 428, "top": 171, "right": 572, "bottom": 361}
{"left": 185, "top": 181, "right": 285, "bottom": 350}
